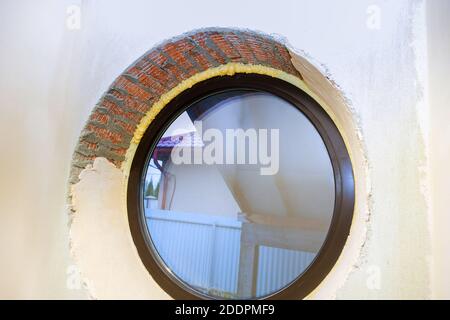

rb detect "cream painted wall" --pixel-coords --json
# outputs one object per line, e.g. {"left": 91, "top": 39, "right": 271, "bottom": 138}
{"left": 0, "top": 0, "right": 446, "bottom": 299}
{"left": 427, "top": 0, "right": 450, "bottom": 300}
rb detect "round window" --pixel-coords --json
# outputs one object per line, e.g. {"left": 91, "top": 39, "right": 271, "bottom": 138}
{"left": 127, "top": 74, "right": 354, "bottom": 300}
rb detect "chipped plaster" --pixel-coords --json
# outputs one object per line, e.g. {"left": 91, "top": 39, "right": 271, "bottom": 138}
{"left": 287, "top": 49, "right": 371, "bottom": 299}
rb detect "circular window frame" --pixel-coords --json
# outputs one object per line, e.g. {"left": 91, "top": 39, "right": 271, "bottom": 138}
{"left": 127, "top": 73, "right": 355, "bottom": 300}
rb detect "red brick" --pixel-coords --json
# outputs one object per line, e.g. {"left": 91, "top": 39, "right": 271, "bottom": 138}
{"left": 243, "top": 35, "right": 269, "bottom": 63}
{"left": 114, "top": 119, "right": 135, "bottom": 135}
{"left": 189, "top": 47, "right": 213, "bottom": 71}
{"left": 127, "top": 66, "right": 167, "bottom": 96}
{"left": 90, "top": 111, "right": 109, "bottom": 125}
{"left": 190, "top": 32, "right": 227, "bottom": 65}
{"left": 101, "top": 99, "right": 140, "bottom": 123}
{"left": 115, "top": 76, "right": 152, "bottom": 101}
{"left": 86, "top": 124, "right": 122, "bottom": 144}
{"left": 81, "top": 141, "right": 98, "bottom": 150}
{"left": 209, "top": 33, "right": 241, "bottom": 61}
{"left": 224, "top": 33, "right": 257, "bottom": 64}
{"left": 163, "top": 40, "right": 198, "bottom": 77}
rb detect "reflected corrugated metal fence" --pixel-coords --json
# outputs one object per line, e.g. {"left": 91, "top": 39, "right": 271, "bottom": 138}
{"left": 146, "top": 210, "right": 314, "bottom": 298}
{"left": 257, "top": 246, "right": 315, "bottom": 296}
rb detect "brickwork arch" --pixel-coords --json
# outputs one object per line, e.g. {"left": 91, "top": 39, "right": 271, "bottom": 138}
{"left": 69, "top": 28, "right": 300, "bottom": 184}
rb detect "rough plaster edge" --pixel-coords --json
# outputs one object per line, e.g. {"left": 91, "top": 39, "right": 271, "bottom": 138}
{"left": 286, "top": 47, "right": 373, "bottom": 299}
{"left": 69, "top": 157, "right": 166, "bottom": 300}
{"left": 67, "top": 162, "right": 99, "bottom": 300}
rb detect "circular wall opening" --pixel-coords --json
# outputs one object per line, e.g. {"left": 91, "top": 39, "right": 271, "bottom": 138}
{"left": 127, "top": 74, "right": 354, "bottom": 299}
{"left": 69, "top": 29, "right": 364, "bottom": 300}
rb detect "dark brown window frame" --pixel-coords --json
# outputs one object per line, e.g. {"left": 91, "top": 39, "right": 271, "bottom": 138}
{"left": 127, "top": 73, "right": 355, "bottom": 300}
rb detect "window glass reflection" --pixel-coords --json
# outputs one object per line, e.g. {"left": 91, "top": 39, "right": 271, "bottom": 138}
{"left": 143, "top": 91, "right": 335, "bottom": 299}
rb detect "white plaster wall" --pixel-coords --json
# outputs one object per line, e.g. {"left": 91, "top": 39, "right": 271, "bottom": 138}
{"left": 427, "top": 0, "right": 450, "bottom": 300}
{"left": 0, "top": 0, "right": 444, "bottom": 299}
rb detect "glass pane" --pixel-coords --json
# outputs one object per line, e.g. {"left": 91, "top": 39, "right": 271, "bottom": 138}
{"left": 142, "top": 90, "right": 335, "bottom": 299}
